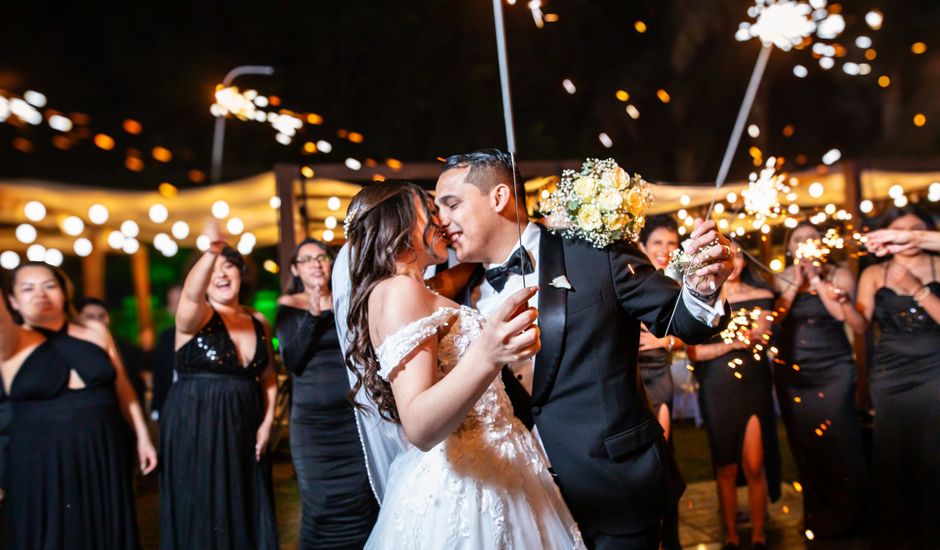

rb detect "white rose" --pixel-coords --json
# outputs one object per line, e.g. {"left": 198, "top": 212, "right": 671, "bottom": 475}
{"left": 597, "top": 189, "right": 623, "bottom": 211}
{"left": 573, "top": 176, "right": 597, "bottom": 202}
{"left": 577, "top": 205, "right": 602, "bottom": 231}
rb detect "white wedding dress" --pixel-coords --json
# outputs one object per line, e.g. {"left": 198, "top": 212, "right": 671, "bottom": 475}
{"left": 365, "top": 305, "right": 585, "bottom": 549}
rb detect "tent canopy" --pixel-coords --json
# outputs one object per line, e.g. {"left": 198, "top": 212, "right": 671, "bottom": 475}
{"left": 1, "top": 161, "right": 938, "bottom": 256}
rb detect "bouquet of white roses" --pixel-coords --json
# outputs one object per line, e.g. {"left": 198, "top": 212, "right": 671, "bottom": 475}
{"left": 542, "top": 158, "right": 653, "bottom": 248}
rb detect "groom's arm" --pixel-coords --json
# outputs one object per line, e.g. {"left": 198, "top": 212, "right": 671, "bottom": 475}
{"left": 608, "top": 242, "right": 726, "bottom": 345}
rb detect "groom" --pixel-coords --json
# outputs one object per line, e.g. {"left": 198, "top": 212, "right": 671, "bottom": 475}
{"left": 435, "top": 149, "right": 733, "bottom": 549}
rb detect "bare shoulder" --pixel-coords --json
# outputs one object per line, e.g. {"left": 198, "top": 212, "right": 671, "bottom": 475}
{"left": 369, "top": 277, "right": 442, "bottom": 342}
{"left": 858, "top": 263, "right": 884, "bottom": 288}
{"left": 70, "top": 321, "right": 111, "bottom": 351}
{"left": 250, "top": 308, "right": 272, "bottom": 330}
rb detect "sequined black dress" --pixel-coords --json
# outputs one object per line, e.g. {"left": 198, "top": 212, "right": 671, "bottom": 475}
{"left": 775, "top": 290, "right": 869, "bottom": 537}
{"left": 275, "top": 305, "right": 377, "bottom": 549}
{"left": 870, "top": 261, "right": 940, "bottom": 548}
{"left": 693, "top": 298, "right": 782, "bottom": 501}
{"left": 159, "top": 310, "right": 278, "bottom": 550}
{"left": 6, "top": 324, "right": 139, "bottom": 550}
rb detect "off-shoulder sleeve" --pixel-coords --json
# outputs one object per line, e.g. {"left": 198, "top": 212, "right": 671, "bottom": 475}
{"left": 374, "top": 307, "right": 458, "bottom": 381}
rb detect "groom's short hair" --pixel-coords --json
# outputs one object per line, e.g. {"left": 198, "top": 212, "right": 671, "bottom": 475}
{"left": 442, "top": 149, "right": 525, "bottom": 198}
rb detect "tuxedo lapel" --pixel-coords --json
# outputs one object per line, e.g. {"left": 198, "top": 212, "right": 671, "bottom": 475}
{"left": 532, "top": 225, "right": 567, "bottom": 405}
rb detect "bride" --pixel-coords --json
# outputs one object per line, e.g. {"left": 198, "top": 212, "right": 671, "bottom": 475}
{"left": 343, "top": 181, "right": 584, "bottom": 549}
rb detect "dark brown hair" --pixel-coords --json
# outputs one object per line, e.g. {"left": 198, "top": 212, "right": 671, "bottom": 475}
{"left": 442, "top": 148, "right": 525, "bottom": 197}
{"left": 6, "top": 261, "right": 76, "bottom": 323}
{"left": 345, "top": 181, "right": 440, "bottom": 423}
{"left": 286, "top": 238, "right": 333, "bottom": 295}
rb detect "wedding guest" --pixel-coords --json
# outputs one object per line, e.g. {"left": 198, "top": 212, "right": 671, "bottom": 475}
{"left": 687, "top": 244, "right": 781, "bottom": 550}
{"left": 159, "top": 242, "right": 279, "bottom": 549}
{"left": 773, "top": 222, "right": 869, "bottom": 540}
{"left": 855, "top": 206, "right": 940, "bottom": 548}
{"left": 276, "top": 238, "right": 377, "bottom": 549}
{"left": 864, "top": 226, "right": 940, "bottom": 255}
{"left": 76, "top": 297, "right": 148, "bottom": 403}
{"left": 1, "top": 262, "right": 156, "bottom": 550}
{"left": 637, "top": 214, "right": 683, "bottom": 550}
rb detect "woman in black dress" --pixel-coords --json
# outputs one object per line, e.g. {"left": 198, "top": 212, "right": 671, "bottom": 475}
{"left": 773, "top": 222, "right": 869, "bottom": 539}
{"left": 856, "top": 207, "right": 940, "bottom": 548}
{"left": 637, "top": 215, "right": 683, "bottom": 550}
{"left": 276, "top": 239, "right": 378, "bottom": 549}
{"left": 1, "top": 262, "right": 157, "bottom": 550}
{"left": 688, "top": 245, "right": 781, "bottom": 550}
{"left": 160, "top": 242, "right": 279, "bottom": 549}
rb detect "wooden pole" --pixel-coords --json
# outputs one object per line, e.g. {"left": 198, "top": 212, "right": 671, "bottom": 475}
{"left": 82, "top": 230, "right": 106, "bottom": 299}
{"left": 131, "top": 247, "right": 155, "bottom": 350}
{"left": 274, "top": 163, "right": 299, "bottom": 291}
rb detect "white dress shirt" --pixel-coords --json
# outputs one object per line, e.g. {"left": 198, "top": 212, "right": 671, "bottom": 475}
{"left": 473, "top": 223, "right": 725, "bottom": 394}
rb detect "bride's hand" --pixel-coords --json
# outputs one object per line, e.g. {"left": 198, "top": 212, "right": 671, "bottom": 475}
{"left": 477, "top": 286, "right": 541, "bottom": 366}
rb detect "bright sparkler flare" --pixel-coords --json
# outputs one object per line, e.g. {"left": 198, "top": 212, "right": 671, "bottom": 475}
{"left": 527, "top": 0, "right": 544, "bottom": 28}
{"left": 743, "top": 158, "right": 787, "bottom": 223}
{"left": 795, "top": 238, "right": 830, "bottom": 266}
{"left": 738, "top": 0, "right": 816, "bottom": 51}
{"left": 211, "top": 86, "right": 323, "bottom": 147}
{"left": 721, "top": 307, "right": 778, "bottom": 369}
{"left": 822, "top": 227, "right": 845, "bottom": 250}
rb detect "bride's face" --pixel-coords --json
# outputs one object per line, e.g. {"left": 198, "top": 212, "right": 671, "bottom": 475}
{"left": 410, "top": 195, "right": 449, "bottom": 266}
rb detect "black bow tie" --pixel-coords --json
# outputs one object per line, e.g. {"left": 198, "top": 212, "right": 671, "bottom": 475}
{"left": 484, "top": 248, "right": 534, "bottom": 292}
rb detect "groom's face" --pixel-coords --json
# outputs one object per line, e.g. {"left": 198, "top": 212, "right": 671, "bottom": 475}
{"left": 435, "top": 166, "right": 498, "bottom": 263}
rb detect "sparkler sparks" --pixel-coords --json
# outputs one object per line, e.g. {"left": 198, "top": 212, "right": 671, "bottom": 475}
{"left": 742, "top": 158, "right": 787, "bottom": 223}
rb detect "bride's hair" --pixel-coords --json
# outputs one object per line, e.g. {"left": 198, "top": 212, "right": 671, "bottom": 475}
{"left": 345, "top": 180, "right": 440, "bottom": 423}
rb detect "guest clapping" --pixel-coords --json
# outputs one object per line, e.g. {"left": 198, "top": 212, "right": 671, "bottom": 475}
{"left": 276, "top": 239, "right": 378, "bottom": 549}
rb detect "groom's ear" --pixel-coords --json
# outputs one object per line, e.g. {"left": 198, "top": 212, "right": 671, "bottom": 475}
{"left": 489, "top": 183, "right": 512, "bottom": 214}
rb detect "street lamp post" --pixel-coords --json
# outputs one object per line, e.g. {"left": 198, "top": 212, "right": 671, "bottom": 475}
{"left": 210, "top": 65, "right": 275, "bottom": 184}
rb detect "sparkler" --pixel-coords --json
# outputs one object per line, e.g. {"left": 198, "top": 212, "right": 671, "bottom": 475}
{"left": 742, "top": 158, "right": 787, "bottom": 224}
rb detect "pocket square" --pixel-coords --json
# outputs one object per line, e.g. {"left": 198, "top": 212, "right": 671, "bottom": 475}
{"left": 549, "top": 275, "right": 572, "bottom": 290}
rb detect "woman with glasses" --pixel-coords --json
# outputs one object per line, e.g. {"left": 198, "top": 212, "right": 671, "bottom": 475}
{"left": 276, "top": 239, "right": 377, "bottom": 549}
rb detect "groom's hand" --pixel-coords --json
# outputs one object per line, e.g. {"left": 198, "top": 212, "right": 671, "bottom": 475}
{"left": 684, "top": 219, "right": 733, "bottom": 296}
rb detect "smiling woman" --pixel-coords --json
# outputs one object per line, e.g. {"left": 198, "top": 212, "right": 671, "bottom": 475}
{"left": 275, "top": 239, "right": 379, "bottom": 548}
{"left": 1, "top": 262, "right": 156, "bottom": 550}
{"left": 159, "top": 241, "right": 280, "bottom": 550}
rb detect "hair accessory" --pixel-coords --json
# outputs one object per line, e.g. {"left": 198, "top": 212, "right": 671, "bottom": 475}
{"left": 343, "top": 207, "right": 360, "bottom": 235}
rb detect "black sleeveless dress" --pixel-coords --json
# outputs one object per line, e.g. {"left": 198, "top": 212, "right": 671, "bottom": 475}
{"left": 6, "top": 324, "right": 139, "bottom": 550}
{"left": 638, "top": 345, "right": 674, "bottom": 414}
{"left": 774, "top": 289, "right": 869, "bottom": 537}
{"left": 693, "top": 297, "right": 782, "bottom": 501}
{"left": 275, "top": 305, "right": 377, "bottom": 549}
{"left": 159, "top": 310, "right": 279, "bottom": 550}
{"left": 870, "top": 260, "right": 940, "bottom": 548}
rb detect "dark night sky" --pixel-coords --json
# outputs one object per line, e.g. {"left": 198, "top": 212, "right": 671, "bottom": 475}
{"left": 1, "top": 0, "right": 939, "bottom": 190}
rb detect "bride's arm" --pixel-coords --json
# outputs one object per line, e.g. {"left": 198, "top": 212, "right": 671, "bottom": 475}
{"left": 426, "top": 263, "right": 478, "bottom": 300}
{"left": 375, "top": 279, "right": 538, "bottom": 451}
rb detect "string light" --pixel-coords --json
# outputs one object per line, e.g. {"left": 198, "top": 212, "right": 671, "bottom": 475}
{"left": 15, "top": 224, "right": 37, "bottom": 244}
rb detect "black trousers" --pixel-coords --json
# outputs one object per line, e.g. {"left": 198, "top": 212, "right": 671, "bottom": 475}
{"left": 581, "top": 520, "right": 662, "bottom": 550}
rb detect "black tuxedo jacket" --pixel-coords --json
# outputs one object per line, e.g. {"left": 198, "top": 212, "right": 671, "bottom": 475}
{"left": 460, "top": 224, "right": 725, "bottom": 535}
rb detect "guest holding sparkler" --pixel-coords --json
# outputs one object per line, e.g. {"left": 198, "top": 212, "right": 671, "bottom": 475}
{"left": 687, "top": 244, "right": 780, "bottom": 550}
{"left": 637, "top": 215, "right": 684, "bottom": 550}
{"left": 855, "top": 206, "right": 940, "bottom": 548}
{"left": 772, "top": 222, "right": 869, "bottom": 541}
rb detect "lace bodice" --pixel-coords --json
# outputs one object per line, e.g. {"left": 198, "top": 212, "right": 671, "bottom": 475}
{"left": 369, "top": 306, "right": 584, "bottom": 549}
{"left": 375, "top": 306, "right": 521, "bottom": 440}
